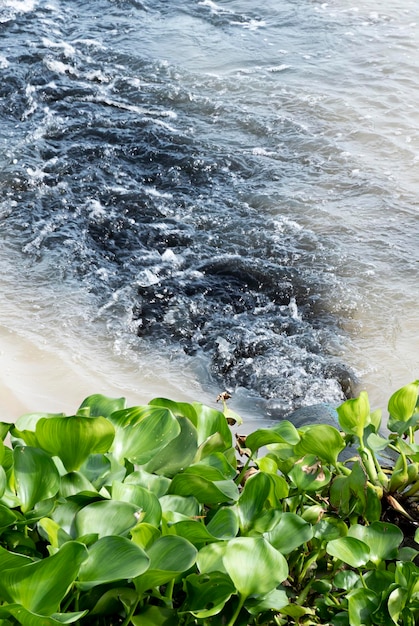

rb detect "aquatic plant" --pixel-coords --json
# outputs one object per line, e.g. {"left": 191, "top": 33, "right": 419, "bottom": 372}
{"left": 0, "top": 382, "right": 418, "bottom": 625}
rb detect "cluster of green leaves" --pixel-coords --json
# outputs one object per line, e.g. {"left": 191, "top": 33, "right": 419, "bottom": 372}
{"left": 0, "top": 382, "right": 418, "bottom": 625}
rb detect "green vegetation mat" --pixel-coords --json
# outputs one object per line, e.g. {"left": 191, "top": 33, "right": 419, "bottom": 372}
{"left": 0, "top": 381, "right": 418, "bottom": 625}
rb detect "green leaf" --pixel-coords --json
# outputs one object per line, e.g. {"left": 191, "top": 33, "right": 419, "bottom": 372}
{"left": 77, "top": 394, "right": 126, "bottom": 417}
{"left": 77, "top": 536, "right": 150, "bottom": 589}
{"left": 0, "top": 541, "right": 88, "bottom": 614}
{"left": 111, "top": 481, "right": 162, "bottom": 526}
{"left": 182, "top": 572, "right": 236, "bottom": 618}
{"left": 37, "top": 518, "right": 72, "bottom": 549}
{"left": 134, "top": 536, "right": 197, "bottom": 596}
{"left": 35, "top": 415, "right": 115, "bottom": 471}
{"left": 337, "top": 391, "right": 370, "bottom": 439}
{"left": 170, "top": 520, "right": 218, "bottom": 545}
{"left": 0, "top": 545, "right": 33, "bottom": 570}
{"left": 143, "top": 416, "right": 198, "bottom": 477}
{"left": 388, "top": 381, "right": 419, "bottom": 423}
{"left": 245, "top": 589, "right": 289, "bottom": 615}
{"left": 0, "top": 606, "right": 87, "bottom": 626}
{"left": 13, "top": 447, "right": 60, "bottom": 513}
{"left": 124, "top": 469, "right": 170, "bottom": 497}
{"left": 237, "top": 471, "right": 271, "bottom": 533}
{"left": 206, "top": 507, "right": 239, "bottom": 540}
{"left": 347, "top": 588, "right": 380, "bottom": 626}
{"left": 59, "top": 472, "right": 97, "bottom": 498}
{"left": 294, "top": 424, "right": 345, "bottom": 466}
{"left": 245, "top": 421, "right": 300, "bottom": 454}
{"left": 192, "top": 403, "right": 232, "bottom": 448}
{"left": 388, "top": 587, "right": 408, "bottom": 625}
{"left": 159, "top": 495, "right": 200, "bottom": 519}
{"left": 222, "top": 537, "right": 288, "bottom": 598}
{"left": 197, "top": 542, "right": 227, "bottom": 575}
{"left": 87, "top": 587, "right": 139, "bottom": 617}
{"left": 131, "top": 605, "right": 178, "bottom": 626}
{"left": 169, "top": 473, "right": 239, "bottom": 505}
{"left": 0, "top": 504, "right": 19, "bottom": 533}
{"left": 348, "top": 522, "right": 403, "bottom": 565}
{"left": 313, "top": 516, "right": 348, "bottom": 542}
{"left": 388, "top": 381, "right": 419, "bottom": 433}
{"left": 149, "top": 398, "right": 198, "bottom": 424}
{"left": 326, "top": 537, "right": 370, "bottom": 568}
{"left": 288, "top": 454, "right": 331, "bottom": 491}
{"left": 5, "top": 607, "right": 86, "bottom": 625}
{"left": 109, "top": 406, "right": 180, "bottom": 465}
{"left": 74, "top": 500, "right": 140, "bottom": 538}
{"left": 130, "top": 523, "right": 161, "bottom": 550}
{"left": 265, "top": 513, "right": 313, "bottom": 555}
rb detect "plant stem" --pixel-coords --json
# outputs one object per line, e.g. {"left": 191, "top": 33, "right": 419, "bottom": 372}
{"left": 226, "top": 594, "right": 246, "bottom": 626}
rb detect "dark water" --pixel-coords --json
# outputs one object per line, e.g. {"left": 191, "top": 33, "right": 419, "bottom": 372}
{"left": 1, "top": 0, "right": 418, "bottom": 418}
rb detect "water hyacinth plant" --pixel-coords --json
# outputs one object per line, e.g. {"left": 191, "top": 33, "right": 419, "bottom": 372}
{"left": 0, "top": 382, "right": 417, "bottom": 625}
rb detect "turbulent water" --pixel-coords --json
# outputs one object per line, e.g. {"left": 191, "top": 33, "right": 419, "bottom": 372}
{"left": 0, "top": 0, "right": 418, "bottom": 419}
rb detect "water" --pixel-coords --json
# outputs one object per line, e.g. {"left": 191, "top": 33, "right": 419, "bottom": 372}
{"left": 0, "top": 0, "right": 418, "bottom": 422}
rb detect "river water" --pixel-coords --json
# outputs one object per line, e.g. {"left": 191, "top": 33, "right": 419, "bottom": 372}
{"left": 0, "top": 0, "right": 418, "bottom": 423}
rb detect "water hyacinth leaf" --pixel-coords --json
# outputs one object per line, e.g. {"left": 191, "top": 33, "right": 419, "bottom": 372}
{"left": 288, "top": 454, "right": 331, "bottom": 491}
{"left": 0, "top": 541, "right": 88, "bottom": 614}
{"left": 245, "top": 589, "right": 289, "bottom": 615}
{"left": 77, "top": 535, "right": 150, "bottom": 589}
{"left": 78, "top": 454, "right": 113, "bottom": 489}
{"left": 334, "top": 570, "right": 360, "bottom": 591}
{"left": 313, "top": 516, "right": 348, "bottom": 542}
{"left": 222, "top": 537, "right": 288, "bottom": 598}
{"left": 130, "top": 523, "right": 161, "bottom": 550}
{"left": 159, "top": 494, "right": 200, "bottom": 518}
{"left": 245, "top": 421, "right": 300, "bottom": 453}
{"left": 0, "top": 545, "right": 33, "bottom": 570}
{"left": 169, "top": 473, "right": 239, "bottom": 504}
{"left": 13, "top": 447, "right": 60, "bottom": 513}
{"left": 124, "top": 469, "right": 170, "bottom": 497}
{"left": 11, "top": 413, "right": 65, "bottom": 448}
{"left": 38, "top": 517, "right": 72, "bottom": 549}
{"left": 207, "top": 507, "right": 239, "bottom": 540}
{"left": 143, "top": 416, "right": 198, "bottom": 477}
{"left": 191, "top": 403, "right": 232, "bottom": 448}
{"left": 337, "top": 391, "right": 370, "bottom": 438}
{"left": 265, "top": 513, "right": 313, "bottom": 555}
{"left": 170, "top": 520, "right": 218, "bottom": 545}
{"left": 347, "top": 588, "right": 380, "bottom": 626}
{"left": 110, "top": 407, "right": 180, "bottom": 465}
{"left": 35, "top": 415, "right": 115, "bottom": 472}
{"left": 77, "top": 394, "right": 126, "bottom": 418}
{"left": 182, "top": 572, "right": 236, "bottom": 618}
{"left": 195, "top": 452, "right": 237, "bottom": 479}
{"left": 111, "top": 481, "right": 162, "bottom": 526}
{"left": 59, "top": 472, "right": 97, "bottom": 498}
{"left": 149, "top": 397, "right": 199, "bottom": 424}
{"left": 326, "top": 537, "right": 370, "bottom": 568}
{"left": 237, "top": 471, "right": 271, "bottom": 532}
{"left": 0, "top": 503, "right": 18, "bottom": 532}
{"left": 2, "top": 606, "right": 87, "bottom": 625}
{"left": 294, "top": 424, "right": 345, "bottom": 466}
{"left": 196, "top": 542, "right": 228, "bottom": 575}
{"left": 74, "top": 500, "right": 140, "bottom": 538}
{"left": 348, "top": 522, "right": 403, "bottom": 565}
{"left": 366, "top": 432, "right": 390, "bottom": 452}
{"left": 131, "top": 605, "right": 178, "bottom": 626}
{"left": 134, "top": 535, "right": 197, "bottom": 595}
{"left": 388, "top": 381, "right": 419, "bottom": 423}
{"left": 88, "top": 587, "right": 139, "bottom": 617}
{"left": 388, "top": 587, "right": 408, "bottom": 625}
{"left": 195, "top": 433, "right": 233, "bottom": 462}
